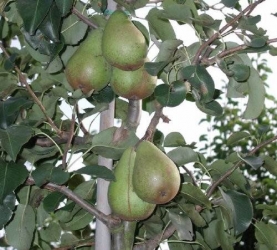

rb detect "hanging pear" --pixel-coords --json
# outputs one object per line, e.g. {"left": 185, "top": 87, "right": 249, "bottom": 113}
{"left": 102, "top": 10, "right": 147, "bottom": 71}
{"left": 108, "top": 147, "right": 156, "bottom": 221}
{"left": 65, "top": 29, "right": 112, "bottom": 94}
{"left": 133, "top": 141, "right": 180, "bottom": 204}
{"left": 110, "top": 60, "right": 157, "bottom": 100}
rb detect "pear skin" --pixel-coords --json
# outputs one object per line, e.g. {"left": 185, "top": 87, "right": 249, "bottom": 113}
{"left": 110, "top": 62, "right": 157, "bottom": 100}
{"left": 133, "top": 141, "right": 181, "bottom": 204}
{"left": 108, "top": 147, "right": 156, "bottom": 221}
{"left": 65, "top": 29, "right": 112, "bottom": 94}
{"left": 102, "top": 10, "right": 147, "bottom": 71}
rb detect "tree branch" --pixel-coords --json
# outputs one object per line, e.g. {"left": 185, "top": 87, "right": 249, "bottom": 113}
{"left": 133, "top": 223, "right": 176, "bottom": 250}
{"left": 141, "top": 102, "right": 166, "bottom": 141}
{"left": 62, "top": 111, "right": 76, "bottom": 170}
{"left": 72, "top": 7, "right": 98, "bottom": 29}
{"left": 192, "top": 0, "right": 265, "bottom": 64}
{"left": 0, "top": 42, "right": 62, "bottom": 135}
{"left": 206, "top": 134, "right": 277, "bottom": 197}
{"left": 25, "top": 177, "right": 121, "bottom": 229}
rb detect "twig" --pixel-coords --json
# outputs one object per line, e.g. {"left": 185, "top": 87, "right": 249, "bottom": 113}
{"left": 192, "top": 0, "right": 265, "bottom": 64}
{"left": 52, "top": 241, "right": 94, "bottom": 250}
{"left": 141, "top": 102, "right": 164, "bottom": 141}
{"left": 206, "top": 134, "right": 277, "bottom": 197}
{"left": 76, "top": 102, "right": 89, "bottom": 135}
{"left": 72, "top": 7, "right": 98, "bottom": 29}
{"left": 62, "top": 110, "right": 76, "bottom": 170}
{"left": 25, "top": 177, "right": 121, "bottom": 229}
{"left": 133, "top": 223, "right": 176, "bottom": 250}
{"left": 126, "top": 100, "right": 142, "bottom": 130}
{"left": 0, "top": 42, "right": 62, "bottom": 135}
{"left": 182, "top": 165, "right": 198, "bottom": 187}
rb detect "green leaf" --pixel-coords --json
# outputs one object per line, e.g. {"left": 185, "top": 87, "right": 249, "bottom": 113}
{"left": 229, "top": 64, "right": 250, "bottom": 82}
{"left": 179, "top": 203, "right": 206, "bottom": 227}
{"left": 60, "top": 233, "right": 79, "bottom": 247}
{"left": 0, "top": 193, "right": 16, "bottom": 229}
{"left": 146, "top": 8, "right": 176, "bottom": 41}
{"left": 239, "top": 155, "right": 264, "bottom": 170}
{"left": 16, "top": 0, "right": 53, "bottom": 35}
{"left": 5, "top": 204, "right": 36, "bottom": 250}
{"left": 155, "top": 81, "right": 187, "bottom": 107}
{"left": 43, "top": 191, "right": 65, "bottom": 213}
{"left": 215, "top": 219, "right": 234, "bottom": 250}
{"left": 255, "top": 221, "right": 277, "bottom": 249}
{"left": 63, "top": 208, "right": 94, "bottom": 230}
{"left": 61, "top": 2, "right": 88, "bottom": 45}
{"left": 182, "top": 65, "right": 215, "bottom": 104}
{"left": 219, "top": 189, "right": 253, "bottom": 235}
{"left": 162, "top": 0, "right": 192, "bottom": 23}
{"left": 39, "top": 221, "right": 61, "bottom": 242}
{"left": 144, "top": 61, "right": 169, "bottom": 76}
{"left": 0, "top": 125, "right": 34, "bottom": 161}
{"left": 227, "top": 131, "right": 251, "bottom": 145}
{"left": 256, "top": 204, "right": 277, "bottom": 218}
{"left": 0, "top": 160, "right": 29, "bottom": 203}
{"left": 180, "top": 183, "right": 212, "bottom": 209}
{"left": 209, "top": 160, "right": 250, "bottom": 194}
{"left": 39, "top": 3, "right": 61, "bottom": 42}
{"left": 164, "top": 132, "right": 186, "bottom": 147}
{"left": 0, "top": 96, "right": 32, "bottom": 129}
{"left": 246, "top": 35, "right": 267, "bottom": 48}
{"left": 156, "top": 39, "right": 183, "bottom": 62}
{"left": 75, "top": 165, "right": 115, "bottom": 181}
{"left": 55, "top": 0, "right": 74, "bottom": 16}
{"left": 91, "top": 127, "right": 139, "bottom": 160}
{"left": 261, "top": 155, "right": 277, "bottom": 176}
{"left": 167, "top": 147, "right": 199, "bottom": 165}
{"left": 221, "top": 0, "right": 239, "bottom": 8}
{"left": 168, "top": 210, "right": 194, "bottom": 240}
{"left": 243, "top": 67, "right": 265, "bottom": 119}
{"left": 195, "top": 99, "right": 223, "bottom": 116}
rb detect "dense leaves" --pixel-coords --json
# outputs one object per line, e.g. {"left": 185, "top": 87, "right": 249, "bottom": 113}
{"left": 0, "top": 0, "right": 276, "bottom": 250}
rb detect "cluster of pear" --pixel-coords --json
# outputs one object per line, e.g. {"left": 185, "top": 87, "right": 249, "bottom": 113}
{"left": 65, "top": 10, "right": 157, "bottom": 99}
{"left": 108, "top": 141, "right": 181, "bottom": 221}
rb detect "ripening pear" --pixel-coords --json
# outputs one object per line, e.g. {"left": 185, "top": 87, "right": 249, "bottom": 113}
{"left": 65, "top": 29, "right": 112, "bottom": 94}
{"left": 133, "top": 141, "right": 180, "bottom": 204}
{"left": 108, "top": 147, "right": 156, "bottom": 221}
{"left": 110, "top": 62, "right": 157, "bottom": 100}
{"left": 102, "top": 10, "right": 148, "bottom": 71}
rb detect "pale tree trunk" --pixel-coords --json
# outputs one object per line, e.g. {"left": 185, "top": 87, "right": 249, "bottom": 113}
{"left": 95, "top": 1, "right": 117, "bottom": 248}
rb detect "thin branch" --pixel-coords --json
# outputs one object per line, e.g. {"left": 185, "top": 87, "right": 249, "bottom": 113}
{"left": 133, "top": 223, "right": 176, "bottom": 250}
{"left": 141, "top": 102, "right": 164, "bottom": 141}
{"left": 126, "top": 99, "right": 142, "bottom": 130}
{"left": 0, "top": 43, "right": 62, "bottom": 135}
{"left": 35, "top": 133, "right": 88, "bottom": 147}
{"left": 62, "top": 110, "right": 76, "bottom": 170}
{"left": 72, "top": 7, "right": 98, "bottom": 29}
{"left": 192, "top": 0, "right": 265, "bottom": 64}
{"left": 182, "top": 165, "right": 198, "bottom": 187}
{"left": 76, "top": 102, "right": 89, "bottom": 135}
{"left": 25, "top": 177, "right": 121, "bottom": 229}
{"left": 206, "top": 134, "right": 277, "bottom": 198}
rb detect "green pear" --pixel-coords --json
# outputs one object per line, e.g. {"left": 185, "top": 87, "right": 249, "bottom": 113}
{"left": 133, "top": 141, "right": 181, "bottom": 204}
{"left": 108, "top": 147, "right": 156, "bottom": 221}
{"left": 102, "top": 10, "right": 148, "bottom": 71}
{"left": 65, "top": 29, "right": 112, "bottom": 94}
{"left": 110, "top": 62, "right": 157, "bottom": 100}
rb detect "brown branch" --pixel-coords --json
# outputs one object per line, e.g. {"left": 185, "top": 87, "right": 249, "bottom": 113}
{"left": 206, "top": 134, "right": 277, "bottom": 198}
{"left": 25, "top": 177, "right": 121, "bottom": 229}
{"left": 192, "top": 0, "right": 265, "bottom": 64}
{"left": 35, "top": 133, "right": 88, "bottom": 147}
{"left": 141, "top": 102, "right": 164, "bottom": 141}
{"left": 52, "top": 241, "right": 94, "bottom": 250}
{"left": 72, "top": 7, "right": 98, "bottom": 29}
{"left": 62, "top": 111, "right": 76, "bottom": 170}
{"left": 0, "top": 43, "right": 62, "bottom": 135}
{"left": 133, "top": 223, "right": 176, "bottom": 250}
{"left": 182, "top": 165, "right": 198, "bottom": 187}
{"left": 126, "top": 99, "right": 142, "bottom": 130}
{"left": 202, "top": 37, "right": 277, "bottom": 66}
{"left": 76, "top": 102, "right": 89, "bottom": 135}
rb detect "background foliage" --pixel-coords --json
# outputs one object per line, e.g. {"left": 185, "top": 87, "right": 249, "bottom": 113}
{"left": 0, "top": 0, "right": 277, "bottom": 250}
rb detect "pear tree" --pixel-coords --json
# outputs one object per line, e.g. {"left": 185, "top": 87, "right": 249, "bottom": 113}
{"left": 0, "top": 0, "right": 277, "bottom": 250}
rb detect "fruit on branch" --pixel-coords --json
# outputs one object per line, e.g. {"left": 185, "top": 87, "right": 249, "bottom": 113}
{"left": 102, "top": 10, "right": 147, "bottom": 71}
{"left": 108, "top": 147, "right": 156, "bottom": 221}
{"left": 65, "top": 29, "right": 112, "bottom": 94}
{"left": 110, "top": 61, "right": 157, "bottom": 100}
{"left": 133, "top": 141, "right": 180, "bottom": 204}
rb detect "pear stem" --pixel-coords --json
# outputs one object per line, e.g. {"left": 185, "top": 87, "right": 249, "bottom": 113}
{"left": 126, "top": 99, "right": 142, "bottom": 130}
